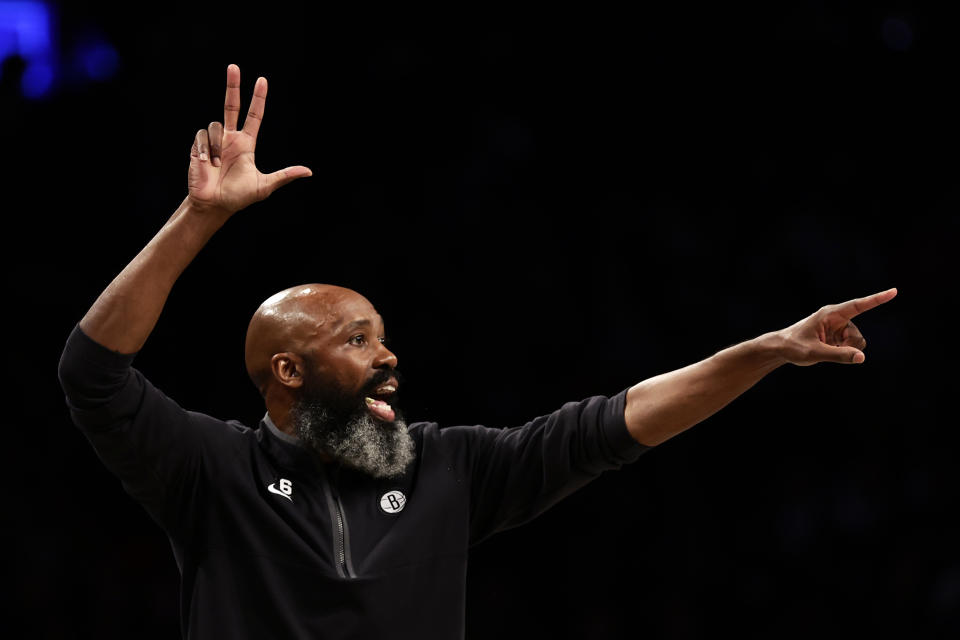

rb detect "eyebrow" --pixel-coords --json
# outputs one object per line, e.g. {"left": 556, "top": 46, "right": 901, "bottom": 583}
{"left": 341, "top": 319, "right": 373, "bottom": 335}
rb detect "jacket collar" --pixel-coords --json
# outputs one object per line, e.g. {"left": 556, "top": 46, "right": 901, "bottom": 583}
{"left": 257, "top": 412, "right": 322, "bottom": 471}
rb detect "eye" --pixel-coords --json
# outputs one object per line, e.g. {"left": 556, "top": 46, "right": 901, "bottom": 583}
{"left": 378, "top": 336, "right": 388, "bottom": 345}
{"left": 348, "top": 334, "right": 367, "bottom": 346}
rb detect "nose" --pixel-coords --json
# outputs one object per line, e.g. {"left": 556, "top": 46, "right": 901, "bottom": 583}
{"left": 373, "top": 341, "right": 398, "bottom": 370}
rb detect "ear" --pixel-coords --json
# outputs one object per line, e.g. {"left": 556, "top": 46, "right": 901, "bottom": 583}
{"left": 271, "top": 352, "right": 305, "bottom": 389}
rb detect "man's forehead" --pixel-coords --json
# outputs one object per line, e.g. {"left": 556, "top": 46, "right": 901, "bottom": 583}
{"left": 328, "top": 301, "right": 382, "bottom": 330}
{"left": 271, "top": 286, "right": 379, "bottom": 325}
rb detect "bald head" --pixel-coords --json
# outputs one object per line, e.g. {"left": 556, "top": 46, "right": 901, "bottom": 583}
{"left": 244, "top": 284, "right": 375, "bottom": 396}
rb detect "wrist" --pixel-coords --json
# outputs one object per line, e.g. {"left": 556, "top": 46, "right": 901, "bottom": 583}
{"left": 179, "top": 195, "right": 233, "bottom": 228}
{"left": 746, "top": 331, "right": 791, "bottom": 368}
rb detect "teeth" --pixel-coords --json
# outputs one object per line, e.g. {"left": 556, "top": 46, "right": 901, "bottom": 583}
{"left": 376, "top": 384, "right": 396, "bottom": 394}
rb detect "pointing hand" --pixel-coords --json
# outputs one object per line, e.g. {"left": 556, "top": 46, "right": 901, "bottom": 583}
{"left": 777, "top": 288, "right": 897, "bottom": 365}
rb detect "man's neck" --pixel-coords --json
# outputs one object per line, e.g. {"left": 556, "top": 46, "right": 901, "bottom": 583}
{"left": 265, "top": 406, "right": 334, "bottom": 463}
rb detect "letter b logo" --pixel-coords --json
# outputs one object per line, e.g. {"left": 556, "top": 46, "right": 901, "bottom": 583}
{"left": 379, "top": 490, "right": 406, "bottom": 514}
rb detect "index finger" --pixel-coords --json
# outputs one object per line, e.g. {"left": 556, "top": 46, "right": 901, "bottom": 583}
{"left": 224, "top": 64, "right": 241, "bottom": 132}
{"left": 833, "top": 287, "right": 898, "bottom": 319}
{"left": 242, "top": 76, "right": 267, "bottom": 140}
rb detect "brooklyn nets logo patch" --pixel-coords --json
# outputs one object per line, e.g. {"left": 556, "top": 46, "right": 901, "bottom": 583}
{"left": 379, "top": 490, "right": 407, "bottom": 514}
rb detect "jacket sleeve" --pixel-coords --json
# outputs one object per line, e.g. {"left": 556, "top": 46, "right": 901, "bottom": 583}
{"left": 57, "top": 324, "right": 242, "bottom": 538}
{"left": 439, "top": 390, "right": 651, "bottom": 545}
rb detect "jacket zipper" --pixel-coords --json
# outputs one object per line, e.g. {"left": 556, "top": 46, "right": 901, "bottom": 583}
{"left": 321, "top": 465, "right": 356, "bottom": 578}
{"left": 333, "top": 493, "right": 348, "bottom": 575}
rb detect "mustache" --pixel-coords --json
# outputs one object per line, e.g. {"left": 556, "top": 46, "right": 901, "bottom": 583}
{"left": 362, "top": 368, "right": 403, "bottom": 396}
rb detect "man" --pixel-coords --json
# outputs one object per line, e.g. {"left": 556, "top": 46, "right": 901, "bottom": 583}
{"left": 58, "top": 64, "right": 896, "bottom": 639}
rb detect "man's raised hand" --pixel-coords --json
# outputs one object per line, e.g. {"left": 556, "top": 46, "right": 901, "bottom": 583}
{"left": 777, "top": 288, "right": 898, "bottom": 366}
{"left": 187, "top": 64, "right": 312, "bottom": 216}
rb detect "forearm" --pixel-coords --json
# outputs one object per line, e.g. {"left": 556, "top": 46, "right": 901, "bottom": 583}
{"left": 78, "top": 196, "right": 229, "bottom": 353}
{"left": 624, "top": 332, "right": 786, "bottom": 446}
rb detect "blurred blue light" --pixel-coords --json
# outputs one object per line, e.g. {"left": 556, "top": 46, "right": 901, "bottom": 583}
{"left": 21, "top": 57, "right": 52, "bottom": 97}
{"left": 0, "top": 26, "right": 16, "bottom": 58}
{"left": 80, "top": 40, "right": 118, "bottom": 80}
{"left": 0, "top": 1, "right": 56, "bottom": 97}
{"left": 0, "top": 2, "right": 52, "bottom": 56}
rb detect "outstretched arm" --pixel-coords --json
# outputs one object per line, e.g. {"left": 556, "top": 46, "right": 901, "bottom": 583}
{"left": 79, "top": 64, "right": 311, "bottom": 353}
{"left": 625, "top": 288, "right": 898, "bottom": 446}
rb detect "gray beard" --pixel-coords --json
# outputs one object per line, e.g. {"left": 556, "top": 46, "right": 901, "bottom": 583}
{"left": 292, "top": 402, "right": 416, "bottom": 479}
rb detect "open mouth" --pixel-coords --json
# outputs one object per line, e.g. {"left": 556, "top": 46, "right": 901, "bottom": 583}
{"left": 365, "top": 379, "right": 397, "bottom": 422}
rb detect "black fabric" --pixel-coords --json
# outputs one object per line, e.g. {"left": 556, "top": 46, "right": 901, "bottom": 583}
{"left": 58, "top": 324, "right": 650, "bottom": 639}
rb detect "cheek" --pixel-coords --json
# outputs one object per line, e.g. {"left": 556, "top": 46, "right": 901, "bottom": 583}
{"left": 316, "top": 355, "right": 367, "bottom": 393}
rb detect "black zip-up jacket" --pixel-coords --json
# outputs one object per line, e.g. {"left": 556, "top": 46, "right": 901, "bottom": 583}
{"left": 58, "top": 325, "right": 649, "bottom": 639}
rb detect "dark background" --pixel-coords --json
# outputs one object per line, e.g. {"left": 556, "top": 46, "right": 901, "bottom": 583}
{"left": 3, "top": 2, "right": 957, "bottom": 638}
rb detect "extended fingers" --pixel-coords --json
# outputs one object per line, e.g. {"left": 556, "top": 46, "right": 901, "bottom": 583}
{"left": 261, "top": 165, "right": 313, "bottom": 198}
{"left": 224, "top": 64, "right": 241, "bottom": 131}
{"left": 242, "top": 76, "right": 267, "bottom": 139}
{"left": 834, "top": 287, "right": 898, "bottom": 319}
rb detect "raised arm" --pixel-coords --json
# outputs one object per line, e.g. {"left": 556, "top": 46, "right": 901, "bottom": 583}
{"left": 625, "top": 288, "right": 898, "bottom": 446}
{"left": 79, "top": 64, "right": 311, "bottom": 353}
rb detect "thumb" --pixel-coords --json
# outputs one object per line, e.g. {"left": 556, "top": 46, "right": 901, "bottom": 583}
{"left": 814, "top": 343, "right": 865, "bottom": 364}
{"left": 262, "top": 165, "right": 313, "bottom": 198}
